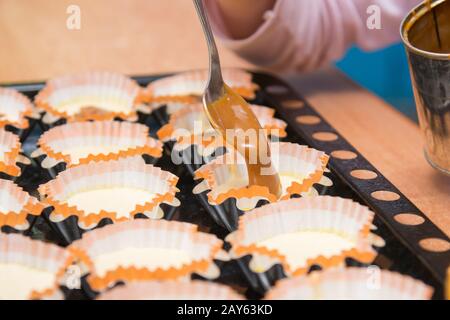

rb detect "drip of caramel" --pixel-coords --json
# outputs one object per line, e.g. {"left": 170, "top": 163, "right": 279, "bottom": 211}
{"left": 206, "top": 84, "right": 282, "bottom": 198}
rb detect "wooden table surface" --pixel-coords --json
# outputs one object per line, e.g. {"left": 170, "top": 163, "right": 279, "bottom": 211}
{"left": 0, "top": 1, "right": 449, "bottom": 242}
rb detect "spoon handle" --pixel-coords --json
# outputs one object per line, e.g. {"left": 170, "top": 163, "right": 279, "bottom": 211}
{"left": 193, "top": 0, "right": 224, "bottom": 99}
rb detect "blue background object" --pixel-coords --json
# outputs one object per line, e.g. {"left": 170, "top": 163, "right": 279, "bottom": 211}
{"left": 335, "top": 43, "right": 417, "bottom": 121}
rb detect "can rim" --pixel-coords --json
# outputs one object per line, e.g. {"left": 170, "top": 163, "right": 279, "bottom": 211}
{"left": 400, "top": 0, "right": 450, "bottom": 60}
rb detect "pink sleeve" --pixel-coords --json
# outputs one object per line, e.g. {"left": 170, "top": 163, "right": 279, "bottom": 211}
{"left": 205, "top": 0, "right": 420, "bottom": 72}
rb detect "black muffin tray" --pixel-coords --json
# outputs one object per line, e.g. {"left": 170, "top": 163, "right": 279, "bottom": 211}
{"left": 4, "top": 71, "right": 449, "bottom": 300}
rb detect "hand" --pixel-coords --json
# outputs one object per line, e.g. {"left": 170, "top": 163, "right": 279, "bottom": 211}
{"left": 214, "top": 0, "right": 276, "bottom": 39}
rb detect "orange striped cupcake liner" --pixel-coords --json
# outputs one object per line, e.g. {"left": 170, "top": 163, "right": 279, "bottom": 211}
{"left": 97, "top": 280, "right": 244, "bottom": 300}
{"left": 0, "top": 128, "right": 22, "bottom": 177}
{"left": 265, "top": 267, "right": 433, "bottom": 300}
{"left": 38, "top": 158, "right": 180, "bottom": 230}
{"left": 33, "top": 121, "right": 163, "bottom": 169}
{"left": 193, "top": 142, "right": 329, "bottom": 211}
{"left": 35, "top": 71, "right": 144, "bottom": 123}
{"left": 166, "top": 102, "right": 199, "bottom": 116}
{"left": 145, "top": 69, "right": 258, "bottom": 103}
{"left": 156, "top": 97, "right": 274, "bottom": 117}
{"left": 157, "top": 103, "right": 287, "bottom": 156}
{"left": 0, "top": 233, "right": 73, "bottom": 299}
{"left": 0, "top": 87, "right": 36, "bottom": 130}
{"left": 141, "top": 101, "right": 203, "bottom": 118}
{"left": 0, "top": 179, "right": 44, "bottom": 230}
{"left": 69, "top": 219, "right": 228, "bottom": 292}
{"left": 227, "top": 196, "right": 384, "bottom": 277}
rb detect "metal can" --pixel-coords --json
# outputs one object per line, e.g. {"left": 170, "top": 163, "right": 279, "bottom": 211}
{"left": 401, "top": 0, "right": 450, "bottom": 175}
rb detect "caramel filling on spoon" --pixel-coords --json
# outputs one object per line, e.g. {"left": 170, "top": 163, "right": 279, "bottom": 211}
{"left": 206, "top": 84, "right": 281, "bottom": 198}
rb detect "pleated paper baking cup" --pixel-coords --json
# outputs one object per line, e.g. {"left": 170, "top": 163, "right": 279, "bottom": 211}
{"left": 158, "top": 104, "right": 287, "bottom": 155}
{"left": 97, "top": 280, "right": 243, "bottom": 300}
{"left": 0, "top": 179, "right": 44, "bottom": 231}
{"left": 0, "top": 233, "right": 73, "bottom": 299}
{"left": 69, "top": 219, "right": 228, "bottom": 292}
{"left": 0, "top": 128, "right": 22, "bottom": 177}
{"left": 0, "top": 87, "right": 35, "bottom": 130}
{"left": 146, "top": 101, "right": 199, "bottom": 120}
{"left": 34, "top": 121, "right": 163, "bottom": 169}
{"left": 265, "top": 267, "right": 433, "bottom": 300}
{"left": 135, "top": 101, "right": 196, "bottom": 117}
{"left": 163, "top": 99, "right": 276, "bottom": 117}
{"left": 227, "top": 196, "right": 383, "bottom": 277}
{"left": 166, "top": 102, "right": 196, "bottom": 116}
{"left": 35, "top": 71, "right": 143, "bottom": 123}
{"left": 38, "top": 158, "right": 180, "bottom": 230}
{"left": 145, "top": 68, "right": 258, "bottom": 103}
{"left": 194, "top": 142, "right": 329, "bottom": 211}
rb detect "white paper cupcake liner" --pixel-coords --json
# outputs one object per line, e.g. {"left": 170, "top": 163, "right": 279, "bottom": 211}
{"left": 163, "top": 99, "right": 281, "bottom": 117}
{"left": 69, "top": 219, "right": 228, "bottom": 292}
{"left": 0, "top": 179, "right": 44, "bottom": 230}
{"left": 227, "top": 196, "right": 383, "bottom": 276}
{"left": 0, "top": 128, "right": 22, "bottom": 177}
{"left": 138, "top": 101, "right": 200, "bottom": 117}
{"left": 35, "top": 71, "right": 144, "bottom": 123}
{"left": 145, "top": 68, "right": 258, "bottom": 103}
{"left": 0, "top": 87, "right": 35, "bottom": 130}
{"left": 265, "top": 267, "right": 433, "bottom": 300}
{"left": 97, "top": 280, "right": 243, "bottom": 300}
{"left": 158, "top": 104, "right": 286, "bottom": 156}
{"left": 166, "top": 102, "right": 197, "bottom": 116}
{"left": 38, "top": 158, "right": 180, "bottom": 230}
{"left": 194, "top": 142, "right": 329, "bottom": 211}
{"left": 33, "top": 121, "right": 163, "bottom": 168}
{"left": 0, "top": 233, "right": 73, "bottom": 299}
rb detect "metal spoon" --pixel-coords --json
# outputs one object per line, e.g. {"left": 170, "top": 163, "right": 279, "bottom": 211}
{"left": 192, "top": 0, "right": 225, "bottom": 116}
{"left": 193, "top": 0, "right": 283, "bottom": 200}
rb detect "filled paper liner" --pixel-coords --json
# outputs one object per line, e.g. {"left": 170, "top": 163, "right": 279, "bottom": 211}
{"left": 265, "top": 267, "right": 433, "bottom": 300}
{"left": 97, "top": 280, "right": 243, "bottom": 300}
{"left": 0, "top": 179, "right": 44, "bottom": 231}
{"left": 34, "top": 71, "right": 143, "bottom": 123}
{"left": 0, "top": 128, "right": 22, "bottom": 177}
{"left": 34, "top": 121, "right": 163, "bottom": 168}
{"left": 145, "top": 69, "right": 258, "bottom": 103}
{"left": 194, "top": 142, "right": 329, "bottom": 211}
{"left": 226, "top": 196, "right": 383, "bottom": 277}
{"left": 0, "top": 87, "right": 34, "bottom": 130}
{"left": 38, "top": 158, "right": 180, "bottom": 230}
{"left": 69, "top": 219, "right": 227, "bottom": 292}
{"left": 0, "top": 233, "right": 73, "bottom": 299}
{"left": 158, "top": 103, "right": 287, "bottom": 156}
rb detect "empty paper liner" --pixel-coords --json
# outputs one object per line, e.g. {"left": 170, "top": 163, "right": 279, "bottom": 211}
{"left": 0, "top": 128, "right": 22, "bottom": 177}
{"left": 145, "top": 68, "right": 258, "bottom": 103}
{"left": 0, "top": 87, "right": 35, "bottom": 130}
{"left": 0, "top": 179, "right": 44, "bottom": 231}
{"left": 158, "top": 103, "right": 287, "bottom": 155}
{"left": 147, "top": 101, "right": 201, "bottom": 120}
{"left": 35, "top": 71, "right": 143, "bottom": 123}
{"left": 265, "top": 267, "right": 433, "bottom": 300}
{"left": 0, "top": 233, "right": 73, "bottom": 299}
{"left": 69, "top": 219, "right": 227, "bottom": 292}
{"left": 97, "top": 280, "right": 243, "bottom": 300}
{"left": 194, "top": 142, "right": 329, "bottom": 211}
{"left": 34, "top": 121, "right": 163, "bottom": 169}
{"left": 166, "top": 102, "right": 197, "bottom": 116}
{"left": 38, "top": 158, "right": 180, "bottom": 230}
{"left": 227, "top": 196, "right": 383, "bottom": 277}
